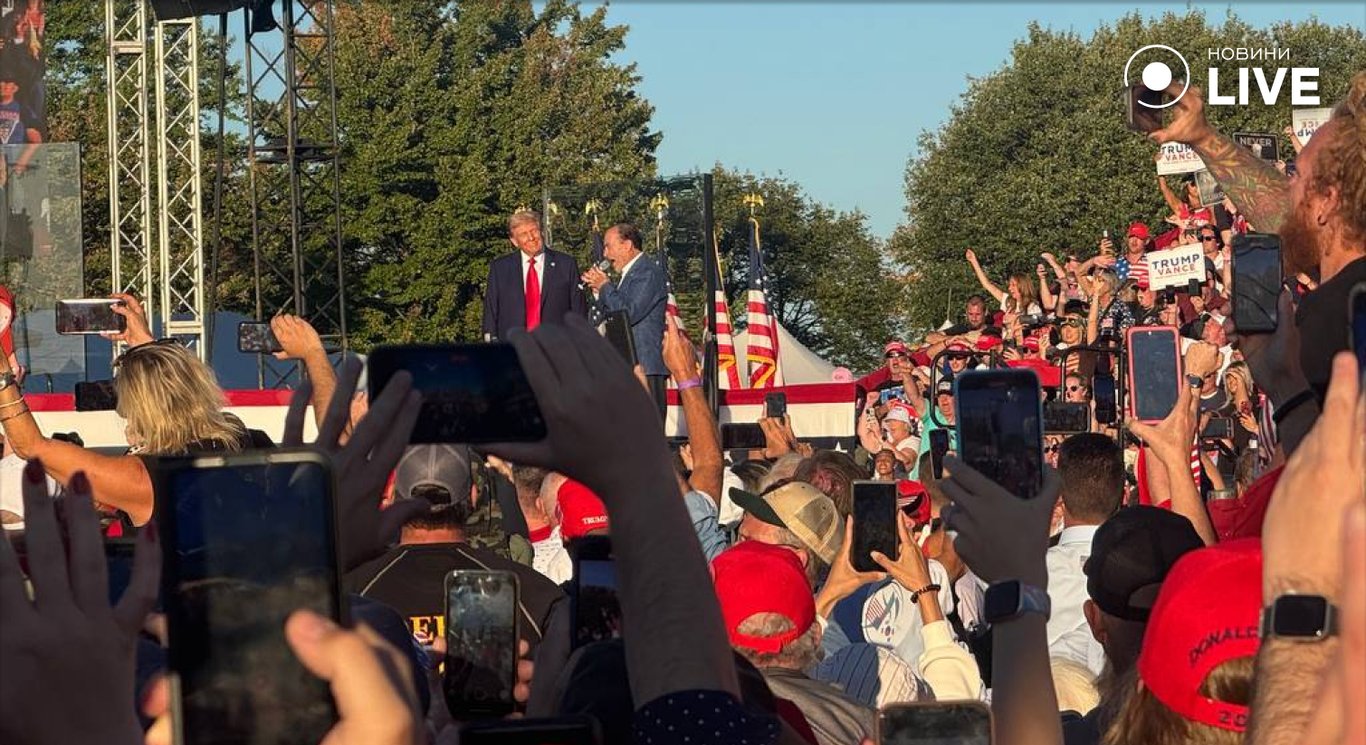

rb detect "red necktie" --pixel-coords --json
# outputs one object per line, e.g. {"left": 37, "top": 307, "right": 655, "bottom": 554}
{"left": 525, "top": 255, "right": 541, "bottom": 330}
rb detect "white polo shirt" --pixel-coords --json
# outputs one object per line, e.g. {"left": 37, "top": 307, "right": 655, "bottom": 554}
{"left": 1045, "top": 524, "right": 1106, "bottom": 677}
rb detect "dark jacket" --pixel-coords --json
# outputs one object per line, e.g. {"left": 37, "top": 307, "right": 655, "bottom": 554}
{"left": 596, "top": 253, "right": 668, "bottom": 376}
{"left": 481, "top": 248, "right": 587, "bottom": 340}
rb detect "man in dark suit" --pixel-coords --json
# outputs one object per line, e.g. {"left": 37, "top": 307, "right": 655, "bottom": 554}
{"left": 581, "top": 223, "right": 669, "bottom": 412}
{"left": 481, "top": 210, "right": 587, "bottom": 340}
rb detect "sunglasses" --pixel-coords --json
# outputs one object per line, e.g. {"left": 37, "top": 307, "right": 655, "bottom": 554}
{"left": 1066, "top": 384, "right": 1087, "bottom": 392}
{"left": 112, "top": 338, "right": 183, "bottom": 370}
{"left": 1200, "top": 234, "right": 1217, "bottom": 242}
{"left": 1045, "top": 444, "right": 1061, "bottom": 454}
{"left": 886, "top": 352, "right": 906, "bottom": 360}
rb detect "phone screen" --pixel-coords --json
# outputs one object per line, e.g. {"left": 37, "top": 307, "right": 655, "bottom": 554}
{"left": 444, "top": 570, "right": 518, "bottom": 718}
{"left": 367, "top": 344, "right": 547, "bottom": 443}
{"left": 1201, "top": 417, "right": 1233, "bottom": 440}
{"left": 572, "top": 545, "right": 621, "bottom": 648}
{"left": 880, "top": 701, "right": 992, "bottom": 745}
{"left": 238, "top": 321, "right": 283, "bottom": 354}
{"left": 929, "top": 429, "right": 951, "bottom": 480}
{"left": 1093, "top": 374, "right": 1117, "bottom": 424}
{"left": 1127, "top": 327, "right": 1181, "bottom": 422}
{"left": 720, "top": 423, "right": 766, "bottom": 450}
{"left": 1232, "top": 233, "right": 1282, "bottom": 334}
{"left": 851, "top": 481, "right": 898, "bottom": 572}
{"left": 459, "top": 715, "right": 601, "bottom": 745}
{"left": 765, "top": 392, "right": 788, "bottom": 419}
{"left": 55, "top": 299, "right": 126, "bottom": 335}
{"left": 159, "top": 453, "right": 340, "bottom": 745}
{"left": 1349, "top": 284, "right": 1365, "bottom": 379}
{"left": 954, "top": 369, "right": 1044, "bottom": 500}
{"left": 1044, "top": 401, "right": 1090, "bottom": 434}
{"left": 602, "top": 310, "right": 637, "bottom": 367}
{"left": 1125, "top": 84, "right": 1167, "bottom": 133}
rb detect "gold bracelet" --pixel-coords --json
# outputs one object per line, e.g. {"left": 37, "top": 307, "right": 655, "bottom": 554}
{"left": 0, "top": 406, "right": 31, "bottom": 423}
{"left": 0, "top": 397, "right": 27, "bottom": 409}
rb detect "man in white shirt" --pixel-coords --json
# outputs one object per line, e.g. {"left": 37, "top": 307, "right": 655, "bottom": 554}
{"left": 512, "top": 463, "right": 572, "bottom": 585}
{"left": 1046, "top": 433, "right": 1125, "bottom": 677}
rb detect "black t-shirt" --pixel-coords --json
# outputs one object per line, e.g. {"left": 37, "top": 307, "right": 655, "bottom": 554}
{"left": 1297, "top": 255, "right": 1366, "bottom": 402}
{"left": 345, "top": 542, "right": 565, "bottom": 649}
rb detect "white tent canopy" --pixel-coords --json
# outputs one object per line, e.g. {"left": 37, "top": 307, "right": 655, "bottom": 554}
{"left": 732, "top": 321, "right": 837, "bottom": 385}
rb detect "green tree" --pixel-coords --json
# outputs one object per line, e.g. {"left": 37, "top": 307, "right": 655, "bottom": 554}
{"left": 710, "top": 167, "right": 903, "bottom": 373}
{"left": 890, "top": 10, "right": 1366, "bottom": 332}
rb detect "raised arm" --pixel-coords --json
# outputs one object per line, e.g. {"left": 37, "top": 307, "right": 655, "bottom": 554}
{"left": 1157, "top": 175, "right": 1186, "bottom": 217}
{"left": 1036, "top": 263, "right": 1056, "bottom": 313}
{"left": 1151, "top": 83, "right": 1290, "bottom": 233}
{"left": 965, "top": 248, "right": 1005, "bottom": 303}
{"left": 1128, "top": 375, "right": 1218, "bottom": 545}
{"left": 664, "top": 315, "right": 723, "bottom": 504}
{"left": 272, "top": 314, "right": 337, "bottom": 434}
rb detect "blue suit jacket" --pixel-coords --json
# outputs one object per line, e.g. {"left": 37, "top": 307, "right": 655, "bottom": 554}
{"left": 596, "top": 253, "right": 668, "bottom": 376}
{"left": 481, "top": 248, "right": 587, "bottom": 340}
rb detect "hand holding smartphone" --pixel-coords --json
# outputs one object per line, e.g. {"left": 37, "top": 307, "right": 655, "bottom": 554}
{"left": 56, "top": 298, "right": 127, "bottom": 335}
{"left": 1231, "top": 233, "right": 1282, "bottom": 334}
{"left": 928, "top": 429, "right": 951, "bottom": 480}
{"left": 367, "top": 343, "right": 546, "bottom": 443}
{"left": 237, "top": 321, "right": 283, "bottom": 354}
{"left": 1127, "top": 326, "right": 1182, "bottom": 423}
{"left": 569, "top": 536, "right": 621, "bottom": 649}
{"left": 765, "top": 391, "right": 788, "bottom": 419}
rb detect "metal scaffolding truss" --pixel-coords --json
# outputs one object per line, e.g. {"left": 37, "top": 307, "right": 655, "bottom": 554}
{"left": 105, "top": 0, "right": 206, "bottom": 358}
{"left": 245, "top": 0, "right": 347, "bottom": 387}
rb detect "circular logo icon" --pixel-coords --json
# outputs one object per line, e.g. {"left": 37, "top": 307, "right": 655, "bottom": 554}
{"left": 1124, "top": 45, "right": 1190, "bottom": 108}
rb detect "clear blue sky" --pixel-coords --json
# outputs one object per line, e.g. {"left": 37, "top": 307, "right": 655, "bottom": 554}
{"left": 587, "top": 1, "right": 1366, "bottom": 240}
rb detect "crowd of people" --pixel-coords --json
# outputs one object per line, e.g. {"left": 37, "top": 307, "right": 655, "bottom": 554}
{"left": 0, "top": 73, "right": 1364, "bottom": 745}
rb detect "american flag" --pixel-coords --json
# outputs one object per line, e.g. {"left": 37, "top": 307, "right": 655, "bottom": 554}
{"left": 663, "top": 253, "right": 683, "bottom": 330}
{"left": 745, "top": 217, "right": 782, "bottom": 388}
{"left": 713, "top": 249, "right": 742, "bottom": 389}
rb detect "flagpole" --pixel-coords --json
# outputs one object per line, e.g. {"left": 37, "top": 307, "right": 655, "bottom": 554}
{"left": 701, "top": 173, "right": 718, "bottom": 414}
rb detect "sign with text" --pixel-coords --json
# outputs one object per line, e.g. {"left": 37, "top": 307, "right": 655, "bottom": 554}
{"left": 1291, "top": 108, "right": 1333, "bottom": 145}
{"left": 1155, "top": 142, "right": 1206, "bottom": 176}
{"left": 1147, "top": 243, "right": 1206, "bottom": 290}
{"left": 1193, "top": 169, "right": 1226, "bottom": 209}
{"left": 1233, "top": 132, "right": 1278, "bottom": 163}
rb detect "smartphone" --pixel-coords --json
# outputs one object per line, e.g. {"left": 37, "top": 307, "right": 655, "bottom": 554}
{"left": 929, "top": 428, "right": 951, "bottom": 480}
{"left": 367, "top": 343, "right": 547, "bottom": 443}
{"left": 459, "top": 715, "right": 601, "bottom": 745}
{"left": 1044, "top": 401, "right": 1091, "bottom": 434}
{"left": 720, "top": 422, "right": 766, "bottom": 450}
{"left": 1125, "top": 83, "right": 1168, "bottom": 133}
{"left": 238, "top": 321, "right": 283, "bottom": 354}
{"left": 1201, "top": 417, "right": 1233, "bottom": 440}
{"left": 850, "top": 480, "right": 898, "bottom": 572}
{"left": 1352, "top": 283, "right": 1366, "bottom": 380}
{"left": 443, "top": 569, "right": 519, "bottom": 718}
{"left": 765, "top": 391, "right": 787, "bottom": 419}
{"left": 1093, "top": 374, "right": 1118, "bottom": 425}
{"left": 75, "top": 380, "right": 118, "bottom": 412}
{"left": 879, "top": 701, "right": 992, "bottom": 745}
{"left": 601, "top": 309, "right": 637, "bottom": 367}
{"left": 55, "top": 298, "right": 126, "bottom": 335}
{"left": 156, "top": 449, "right": 341, "bottom": 745}
{"left": 1232, "top": 233, "right": 1282, "bottom": 333}
{"left": 569, "top": 536, "right": 620, "bottom": 649}
{"left": 1126, "top": 326, "right": 1182, "bottom": 423}
{"left": 880, "top": 385, "right": 906, "bottom": 405}
{"left": 954, "top": 369, "right": 1045, "bottom": 500}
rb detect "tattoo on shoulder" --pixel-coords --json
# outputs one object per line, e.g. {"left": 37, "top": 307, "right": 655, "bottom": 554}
{"left": 1195, "top": 134, "right": 1290, "bottom": 233}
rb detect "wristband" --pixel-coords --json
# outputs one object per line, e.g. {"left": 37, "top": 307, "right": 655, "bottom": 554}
{"left": 1271, "top": 390, "right": 1316, "bottom": 426}
{"left": 0, "top": 397, "right": 27, "bottom": 409}
{"left": 909, "top": 583, "right": 941, "bottom": 603}
{"left": 676, "top": 377, "right": 702, "bottom": 391}
{"left": 0, "top": 406, "right": 31, "bottom": 423}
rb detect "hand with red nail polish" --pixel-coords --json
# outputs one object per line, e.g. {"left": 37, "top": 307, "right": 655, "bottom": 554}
{"left": 0, "top": 463, "right": 160, "bottom": 745}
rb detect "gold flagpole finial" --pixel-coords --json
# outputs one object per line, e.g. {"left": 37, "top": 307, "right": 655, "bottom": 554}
{"left": 650, "top": 194, "right": 670, "bottom": 223}
{"left": 584, "top": 199, "right": 602, "bottom": 231}
{"left": 743, "top": 193, "right": 764, "bottom": 217}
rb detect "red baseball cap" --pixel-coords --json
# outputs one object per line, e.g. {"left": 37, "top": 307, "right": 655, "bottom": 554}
{"left": 884, "top": 340, "right": 908, "bottom": 357}
{"left": 896, "top": 480, "right": 931, "bottom": 525}
{"left": 945, "top": 340, "right": 972, "bottom": 355}
{"left": 556, "top": 478, "right": 609, "bottom": 539}
{"left": 1022, "top": 335, "right": 1041, "bottom": 352}
{"left": 1128, "top": 221, "right": 1151, "bottom": 240}
{"left": 975, "top": 335, "right": 1003, "bottom": 351}
{"left": 711, "top": 541, "right": 815, "bottom": 654}
{"left": 1137, "top": 539, "right": 1262, "bottom": 733}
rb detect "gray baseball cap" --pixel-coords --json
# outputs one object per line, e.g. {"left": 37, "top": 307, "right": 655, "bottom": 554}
{"left": 393, "top": 444, "right": 474, "bottom": 509}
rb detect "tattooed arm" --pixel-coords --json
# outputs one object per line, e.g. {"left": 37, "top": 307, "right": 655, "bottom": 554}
{"left": 1150, "top": 83, "right": 1290, "bottom": 233}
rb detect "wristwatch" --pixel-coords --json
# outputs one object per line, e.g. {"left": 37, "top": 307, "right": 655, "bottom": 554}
{"left": 0, "top": 370, "right": 15, "bottom": 392}
{"left": 1185, "top": 373, "right": 1204, "bottom": 388}
{"left": 984, "top": 580, "right": 1051, "bottom": 624}
{"left": 1260, "top": 594, "right": 1337, "bottom": 641}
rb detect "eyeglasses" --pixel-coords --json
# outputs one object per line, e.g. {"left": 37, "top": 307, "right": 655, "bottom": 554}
{"left": 112, "top": 338, "right": 183, "bottom": 370}
{"left": 1200, "top": 234, "right": 1217, "bottom": 242}
{"left": 885, "top": 352, "right": 906, "bottom": 360}
{"left": 1066, "top": 384, "right": 1087, "bottom": 392}
{"left": 1045, "top": 444, "right": 1061, "bottom": 453}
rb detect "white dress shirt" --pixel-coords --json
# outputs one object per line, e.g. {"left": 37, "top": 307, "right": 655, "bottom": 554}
{"left": 1045, "top": 524, "right": 1106, "bottom": 677}
{"left": 531, "top": 525, "right": 573, "bottom": 585}
{"left": 520, "top": 250, "right": 546, "bottom": 294}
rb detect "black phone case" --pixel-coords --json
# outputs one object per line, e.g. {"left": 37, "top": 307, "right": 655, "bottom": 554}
{"left": 851, "top": 486, "right": 898, "bottom": 573}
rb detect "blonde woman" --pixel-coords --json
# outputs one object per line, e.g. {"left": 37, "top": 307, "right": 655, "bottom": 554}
{"left": 0, "top": 297, "right": 266, "bottom": 525}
